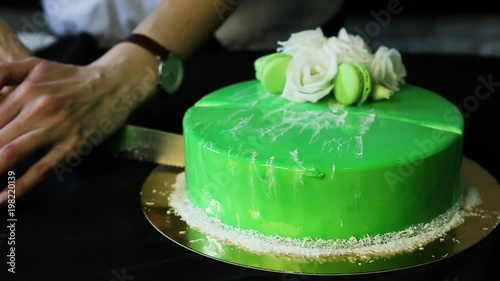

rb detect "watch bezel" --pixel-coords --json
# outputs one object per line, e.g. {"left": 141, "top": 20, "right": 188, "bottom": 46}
{"left": 158, "top": 54, "right": 184, "bottom": 94}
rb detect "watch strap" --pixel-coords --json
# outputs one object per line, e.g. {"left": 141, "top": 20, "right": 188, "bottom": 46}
{"left": 123, "top": 33, "right": 183, "bottom": 94}
{"left": 123, "top": 33, "right": 170, "bottom": 60}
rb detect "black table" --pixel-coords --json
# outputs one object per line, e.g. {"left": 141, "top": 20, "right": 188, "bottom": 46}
{"left": 1, "top": 51, "right": 498, "bottom": 281}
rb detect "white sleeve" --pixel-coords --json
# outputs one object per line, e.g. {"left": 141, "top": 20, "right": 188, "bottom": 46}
{"left": 41, "top": 0, "right": 342, "bottom": 51}
{"left": 41, "top": 0, "right": 161, "bottom": 49}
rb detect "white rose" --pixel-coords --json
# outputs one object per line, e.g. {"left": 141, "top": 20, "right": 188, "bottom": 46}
{"left": 277, "top": 27, "right": 327, "bottom": 56}
{"left": 337, "top": 28, "right": 372, "bottom": 52}
{"left": 281, "top": 49, "right": 338, "bottom": 103}
{"left": 370, "top": 46, "right": 407, "bottom": 91}
{"left": 324, "top": 28, "right": 373, "bottom": 66}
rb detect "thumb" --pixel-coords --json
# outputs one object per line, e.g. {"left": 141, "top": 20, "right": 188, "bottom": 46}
{"left": 0, "top": 57, "right": 41, "bottom": 87}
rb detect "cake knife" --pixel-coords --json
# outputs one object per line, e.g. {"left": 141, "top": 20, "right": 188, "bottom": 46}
{"left": 105, "top": 124, "right": 185, "bottom": 168}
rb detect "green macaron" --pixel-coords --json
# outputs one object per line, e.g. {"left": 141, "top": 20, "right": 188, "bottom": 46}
{"left": 254, "top": 53, "right": 292, "bottom": 94}
{"left": 333, "top": 63, "right": 372, "bottom": 106}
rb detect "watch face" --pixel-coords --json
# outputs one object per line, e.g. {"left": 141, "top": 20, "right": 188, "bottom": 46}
{"left": 159, "top": 54, "right": 184, "bottom": 94}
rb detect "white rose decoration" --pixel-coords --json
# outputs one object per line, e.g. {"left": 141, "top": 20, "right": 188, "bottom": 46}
{"left": 324, "top": 28, "right": 373, "bottom": 66}
{"left": 337, "top": 28, "right": 372, "bottom": 52}
{"left": 370, "top": 46, "right": 407, "bottom": 91}
{"left": 281, "top": 49, "right": 338, "bottom": 103}
{"left": 277, "top": 27, "right": 327, "bottom": 56}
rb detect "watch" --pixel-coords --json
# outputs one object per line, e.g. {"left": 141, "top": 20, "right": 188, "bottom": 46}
{"left": 124, "top": 33, "right": 184, "bottom": 94}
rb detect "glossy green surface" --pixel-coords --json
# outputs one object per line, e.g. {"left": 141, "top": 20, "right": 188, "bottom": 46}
{"left": 182, "top": 80, "right": 464, "bottom": 239}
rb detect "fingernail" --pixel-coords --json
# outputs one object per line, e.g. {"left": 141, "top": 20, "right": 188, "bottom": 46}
{"left": 0, "top": 190, "right": 7, "bottom": 206}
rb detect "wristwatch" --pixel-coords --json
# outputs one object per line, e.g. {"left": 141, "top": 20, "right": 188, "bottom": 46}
{"left": 124, "top": 33, "right": 184, "bottom": 94}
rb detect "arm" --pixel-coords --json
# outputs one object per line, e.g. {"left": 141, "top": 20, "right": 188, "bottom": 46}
{"left": 128, "top": 0, "right": 225, "bottom": 59}
{"left": 0, "top": 19, "right": 32, "bottom": 62}
{"left": 0, "top": 0, "right": 240, "bottom": 203}
{"left": 94, "top": 0, "right": 229, "bottom": 87}
{"left": 0, "top": 19, "right": 32, "bottom": 129}
{"left": 88, "top": 0, "right": 230, "bottom": 109}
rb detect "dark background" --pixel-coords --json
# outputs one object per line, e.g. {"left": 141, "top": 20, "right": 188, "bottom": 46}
{"left": 4, "top": 0, "right": 500, "bottom": 14}
{"left": 0, "top": 1, "right": 499, "bottom": 281}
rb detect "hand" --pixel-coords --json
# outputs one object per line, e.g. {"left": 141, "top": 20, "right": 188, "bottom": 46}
{"left": 0, "top": 18, "right": 32, "bottom": 100}
{"left": 0, "top": 19, "right": 32, "bottom": 63}
{"left": 0, "top": 50, "right": 159, "bottom": 204}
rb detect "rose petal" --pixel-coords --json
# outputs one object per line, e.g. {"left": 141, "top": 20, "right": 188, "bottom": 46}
{"left": 281, "top": 48, "right": 337, "bottom": 103}
{"left": 282, "top": 83, "right": 334, "bottom": 103}
{"left": 370, "top": 46, "right": 406, "bottom": 91}
{"left": 277, "top": 27, "right": 327, "bottom": 56}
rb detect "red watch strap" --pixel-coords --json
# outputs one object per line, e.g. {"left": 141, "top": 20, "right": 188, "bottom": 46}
{"left": 124, "top": 33, "right": 170, "bottom": 60}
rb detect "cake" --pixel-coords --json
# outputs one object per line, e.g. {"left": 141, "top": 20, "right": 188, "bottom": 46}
{"left": 172, "top": 28, "right": 470, "bottom": 256}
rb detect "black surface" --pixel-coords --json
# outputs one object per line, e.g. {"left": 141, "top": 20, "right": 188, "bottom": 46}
{"left": 1, "top": 46, "right": 499, "bottom": 280}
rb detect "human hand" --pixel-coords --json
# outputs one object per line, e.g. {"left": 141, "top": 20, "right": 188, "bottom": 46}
{"left": 0, "top": 47, "right": 159, "bottom": 204}
{"left": 0, "top": 19, "right": 33, "bottom": 99}
{"left": 0, "top": 19, "right": 32, "bottom": 63}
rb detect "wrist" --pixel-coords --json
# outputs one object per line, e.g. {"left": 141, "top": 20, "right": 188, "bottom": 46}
{"left": 122, "top": 33, "right": 184, "bottom": 94}
{"left": 92, "top": 42, "right": 160, "bottom": 101}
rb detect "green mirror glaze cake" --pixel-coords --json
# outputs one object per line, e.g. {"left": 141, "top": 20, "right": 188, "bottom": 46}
{"left": 174, "top": 28, "right": 467, "bottom": 254}
{"left": 182, "top": 80, "right": 464, "bottom": 240}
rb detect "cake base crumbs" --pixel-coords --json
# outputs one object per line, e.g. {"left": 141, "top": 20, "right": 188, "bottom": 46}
{"left": 168, "top": 172, "right": 482, "bottom": 259}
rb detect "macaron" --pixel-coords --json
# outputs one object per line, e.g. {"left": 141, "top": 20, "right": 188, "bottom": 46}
{"left": 254, "top": 54, "right": 273, "bottom": 81}
{"left": 254, "top": 53, "right": 292, "bottom": 94}
{"left": 333, "top": 63, "right": 372, "bottom": 106}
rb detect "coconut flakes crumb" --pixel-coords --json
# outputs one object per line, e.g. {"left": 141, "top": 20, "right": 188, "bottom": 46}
{"left": 169, "top": 172, "right": 481, "bottom": 258}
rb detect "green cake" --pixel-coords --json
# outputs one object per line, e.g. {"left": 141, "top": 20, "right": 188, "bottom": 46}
{"left": 182, "top": 80, "right": 463, "bottom": 240}
{"left": 176, "top": 28, "right": 465, "bottom": 252}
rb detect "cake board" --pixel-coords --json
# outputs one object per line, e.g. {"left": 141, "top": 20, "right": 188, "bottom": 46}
{"left": 110, "top": 125, "right": 500, "bottom": 275}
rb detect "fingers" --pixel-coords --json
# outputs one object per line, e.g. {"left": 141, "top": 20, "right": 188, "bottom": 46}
{"left": 0, "top": 111, "right": 33, "bottom": 147}
{"left": 0, "top": 190, "right": 6, "bottom": 205}
{"left": 4, "top": 137, "right": 79, "bottom": 201}
{"left": 0, "top": 129, "right": 48, "bottom": 174}
{"left": 0, "top": 85, "right": 15, "bottom": 96}
{"left": 0, "top": 57, "right": 40, "bottom": 87}
{"left": 0, "top": 129, "right": 49, "bottom": 205}
{"left": 0, "top": 59, "right": 41, "bottom": 128}
{"left": 0, "top": 94, "right": 22, "bottom": 131}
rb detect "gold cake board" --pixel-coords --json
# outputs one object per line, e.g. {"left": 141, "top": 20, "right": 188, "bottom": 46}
{"left": 139, "top": 156, "right": 500, "bottom": 275}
